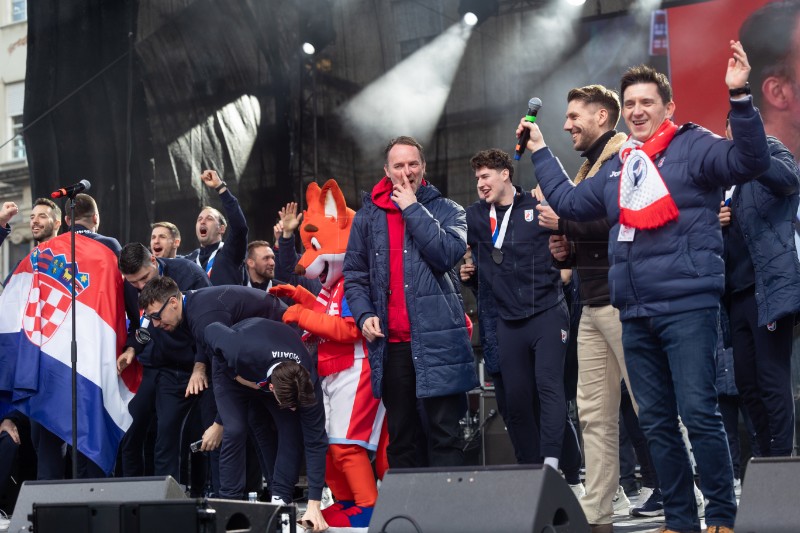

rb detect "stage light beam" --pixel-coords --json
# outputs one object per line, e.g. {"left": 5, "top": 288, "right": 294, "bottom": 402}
{"left": 339, "top": 21, "right": 475, "bottom": 158}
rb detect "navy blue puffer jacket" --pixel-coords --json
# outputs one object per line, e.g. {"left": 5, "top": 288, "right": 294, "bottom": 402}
{"left": 728, "top": 136, "right": 800, "bottom": 326}
{"left": 344, "top": 182, "right": 478, "bottom": 398}
{"left": 533, "top": 97, "right": 771, "bottom": 320}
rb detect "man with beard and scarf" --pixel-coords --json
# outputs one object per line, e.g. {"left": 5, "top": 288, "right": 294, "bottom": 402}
{"left": 184, "top": 170, "right": 248, "bottom": 287}
{"left": 343, "top": 136, "right": 477, "bottom": 469}
{"left": 520, "top": 42, "right": 769, "bottom": 533}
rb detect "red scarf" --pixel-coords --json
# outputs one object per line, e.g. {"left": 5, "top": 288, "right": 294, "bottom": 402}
{"left": 371, "top": 178, "right": 411, "bottom": 342}
{"left": 618, "top": 119, "right": 680, "bottom": 230}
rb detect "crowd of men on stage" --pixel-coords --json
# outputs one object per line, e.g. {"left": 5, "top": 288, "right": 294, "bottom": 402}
{"left": 2, "top": 3, "right": 800, "bottom": 532}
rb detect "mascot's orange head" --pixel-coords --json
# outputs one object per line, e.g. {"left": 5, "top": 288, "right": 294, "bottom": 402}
{"left": 296, "top": 179, "right": 355, "bottom": 289}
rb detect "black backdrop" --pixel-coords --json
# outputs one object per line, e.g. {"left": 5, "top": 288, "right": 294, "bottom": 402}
{"left": 23, "top": 0, "right": 306, "bottom": 248}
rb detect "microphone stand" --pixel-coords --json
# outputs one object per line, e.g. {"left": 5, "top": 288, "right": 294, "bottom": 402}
{"left": 68, "top": 195, "right": 78, "bottom": 478}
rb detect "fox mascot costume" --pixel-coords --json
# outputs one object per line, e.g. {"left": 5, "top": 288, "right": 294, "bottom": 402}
{"left": 270, "top": 179, "right": 387, "bottom": 529}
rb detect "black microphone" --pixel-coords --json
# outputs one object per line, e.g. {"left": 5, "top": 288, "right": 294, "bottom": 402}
{"left": 51, "top": 179, "right": 91, "bottom": 199}
{"left": 514, "top": 97, "right": 543, "bottom": 160}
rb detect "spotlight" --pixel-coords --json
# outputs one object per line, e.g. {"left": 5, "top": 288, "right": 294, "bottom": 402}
{"left": 564, "top": 0, "right": 586, "bottom": 5}
{"left": 458, "top": 0, "right": 498, "bottom": 27}
{"left": 297, "top": 0, "right": 336, "bottom": 55}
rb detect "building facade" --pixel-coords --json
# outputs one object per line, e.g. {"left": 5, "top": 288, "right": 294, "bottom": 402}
{"left": 0, "top": 0, "right": 31, "bottom": 285}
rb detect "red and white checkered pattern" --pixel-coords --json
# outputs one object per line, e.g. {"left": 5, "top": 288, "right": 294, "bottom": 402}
{"left": 23, "top": 275, "right": 71, "bottom": 346}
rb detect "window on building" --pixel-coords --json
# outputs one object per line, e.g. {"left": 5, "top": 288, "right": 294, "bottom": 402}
{"left": 11, "top": 0, "right": 27, "bottom": 22}
{"left": 5, "top": 81, "right": 25, "bottom": 161}
{"left": 11, "top": 115, "right": 25, "bottom": 160}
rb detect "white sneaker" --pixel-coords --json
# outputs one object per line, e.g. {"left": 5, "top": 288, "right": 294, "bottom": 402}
{"left": 733, "top": 478, "right": 742, "bottom": 498}
{"left": 694, "top": 483, "right": 705, "bottom": 519}
{"left": 612, "top": 485, "right": 631, "bottom": 515}
{"left": 637, "top": 486, "right": 654, "bottom": 505}
{"left": 569, "top": 482, "right": 586, "bottom": 500}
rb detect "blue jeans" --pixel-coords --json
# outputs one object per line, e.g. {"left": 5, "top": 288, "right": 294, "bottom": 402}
{"left": 622, "top": 307, "right": 736, "bottom": 531}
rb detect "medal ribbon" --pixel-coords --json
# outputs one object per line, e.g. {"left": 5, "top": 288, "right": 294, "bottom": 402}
{"left": 489, "top": 203, "right": 513, "bottom": 249}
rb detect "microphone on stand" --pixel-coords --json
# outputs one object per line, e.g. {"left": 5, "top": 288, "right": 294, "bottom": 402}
{"left": 51, "top": 179, "right": 91, "bottom": 199}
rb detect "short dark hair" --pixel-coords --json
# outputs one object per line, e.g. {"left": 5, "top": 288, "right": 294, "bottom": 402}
{"left": 71, "top": 193, "right": 98, "bottom": 222}
{"left": 384, "top": 136, "right": 425, "bottom": 165}
{"left": 470, "top": 149, "right": 514, "bottom": 182}
{"left": 152, "top": 221, "right": 181, "bottom": 240}
{"left": 247, "top": 240, "right": 271, "bottom": 260}
{"left": 270, "top": 360, "right": 316, "bottom": 409}
{"left": 620, "top": 64, "right": 673, "bottom": 106}
{"left": 199, "top": 206, "right": 227, "bottom": 227}
{"left": 567, "top": 84, "right": 622, "bottom": 128}
{"left": 740, "top": 1, "right": 800, "bottom": 107}
{"left": 139, "top": 276, "right": 179, "bottom": 310}
{"left": 33, "top": 197, "right": 62, "bottom": 222}
{"left": 119, "top": 242, "right": 152, "bottom": 275}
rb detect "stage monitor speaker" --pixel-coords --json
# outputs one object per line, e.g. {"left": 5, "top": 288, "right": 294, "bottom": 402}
{"left": 31, "top": 500, "right": 209, "bottom": 533}
{"left": 479, "top": 391, "right": 516, "bottom": 466}
{"left": 368, "top": 464, "right": 589, "bottom": 533}
{"left": 736, "top": 456, "right": 800, "bottom": 533}
{"left": 29, "top": 499, "right": 283, "bottom": 533}
{"left": 10, "top": 476, "right": 186, "bottom": 533}
{"left": 206, "top": 498, "right": 283, "bottom": 533}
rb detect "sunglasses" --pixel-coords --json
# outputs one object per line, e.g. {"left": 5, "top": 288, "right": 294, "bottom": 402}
{"left": 143, "top": 295, "right": 176, "bottom": 322}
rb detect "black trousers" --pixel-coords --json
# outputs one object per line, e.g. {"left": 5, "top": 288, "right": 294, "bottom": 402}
{"left": 120, "top": 365, "right": 157, "bottom": 477}
{"left": 492, "top": 370, "right": 581, "bottom": 481}
{"left": 619, "top": 382, "right": 658, "bottom": 489}
{"left": 153, "top": 367, "right": 197, "bottom": 479}
{"left": 121, "top": 366, "right": 197, "bottom": 480}
{"left": 0, "top": 433, "right": 19, "bottom": 490}
{"left": 212, "top": 357, "right": 308, "bottom": 502}
{"left": 718, "top": 394, "right": 743, "bottom": 479}
{"left": 30, "top": 421, "right": 105, "bottom": 479}
{"left": 382, "top": 342, "right": 466, "bottom": 469}
{"left": 730, "top": 287, "right": 795, "bottom": 456}
{"left": 496, "top": 303, "right": 568, "bottom": 462}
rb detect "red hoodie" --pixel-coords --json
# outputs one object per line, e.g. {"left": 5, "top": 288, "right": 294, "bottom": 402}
{"left": 371, "top": 177, "right": 411, "bottom": 342}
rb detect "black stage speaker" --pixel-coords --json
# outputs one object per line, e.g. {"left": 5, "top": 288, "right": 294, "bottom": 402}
{"left": 31, "top": 500, "right": 210, "bottom": 533}
{"left": 369, "top": 464, "right": 589, "bottom": 532}
{"left": 479, "top": 391, "right": 516, "bottom": 465}
{"left": 736, "top": 456, "right": 800, "bottom": 533}
{"left": 30, "top": 499, "right": 282, "bottom": 533}
{"left": 206, "top": 498, "right": 283, "bottom": 533}
{"left": 10, "top": 476, "right": 186, "bottom": 532}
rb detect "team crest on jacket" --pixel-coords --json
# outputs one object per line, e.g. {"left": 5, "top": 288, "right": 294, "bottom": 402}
{"left": 767, "top": 321, "right": 777, "bottom": 332}
{"left": 561, "top": 329, "right": 568, "bottom": 343}
{"left": 524, "top": 209, "right": 534, "bottom": 222}
{"left": 23, "top": 247, "right": 90, "bottom": 346}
